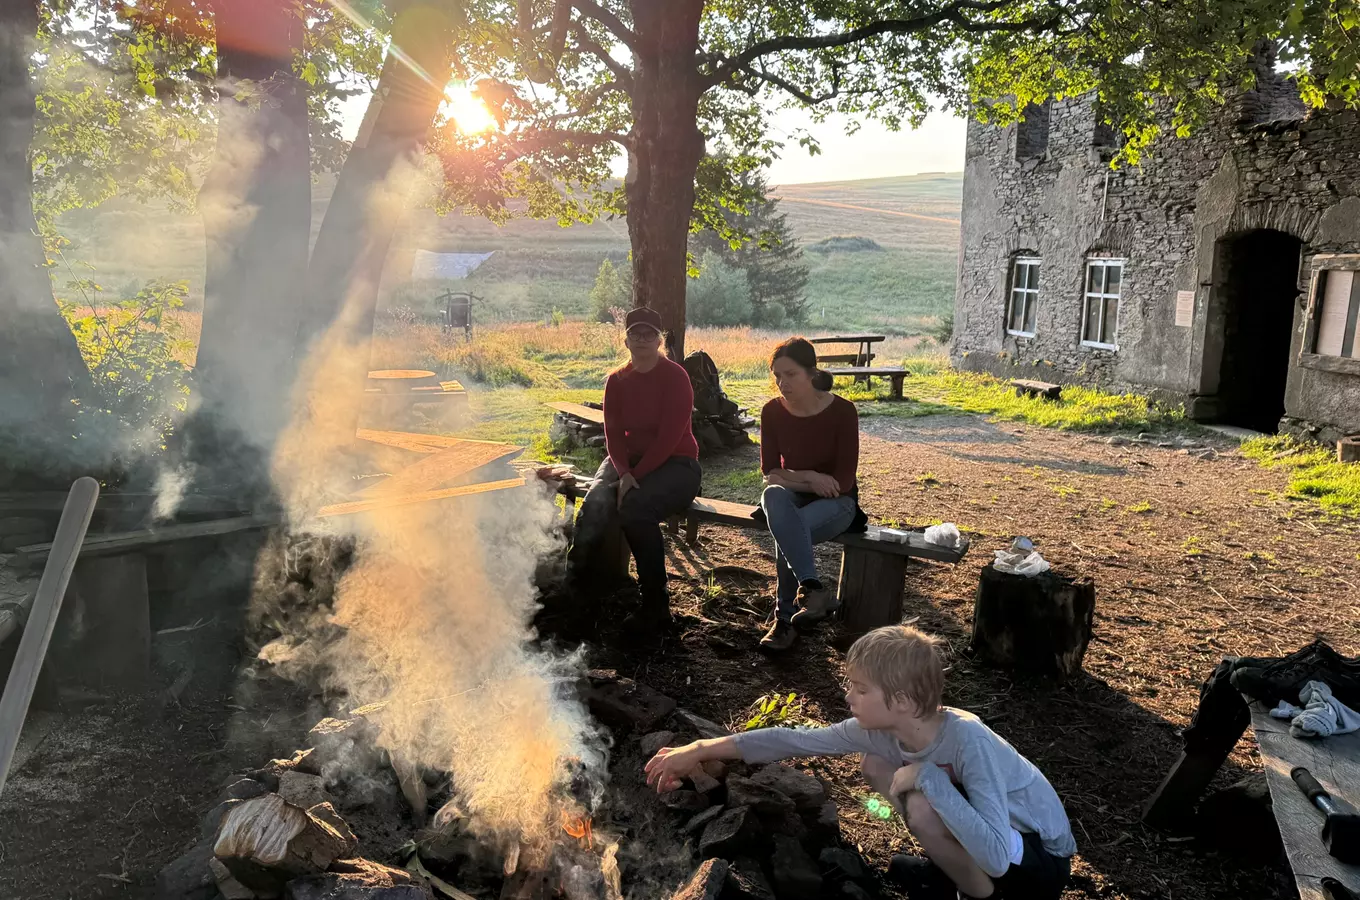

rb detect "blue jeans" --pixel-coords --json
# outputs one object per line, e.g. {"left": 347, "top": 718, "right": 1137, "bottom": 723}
{"left": 760, "top": 484, "right": 856, "bottom": 621}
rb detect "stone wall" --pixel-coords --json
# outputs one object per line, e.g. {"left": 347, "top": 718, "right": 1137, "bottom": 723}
{"left": 953, "top": 72, "right": 1360, "bottom": 439}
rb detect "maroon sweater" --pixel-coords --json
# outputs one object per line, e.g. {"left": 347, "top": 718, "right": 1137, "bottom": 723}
{"left": 602, "top": 357, "right": 699, "bottom": 479}
{"left": 760, "top": 395, "right": 859, "bottom": 493}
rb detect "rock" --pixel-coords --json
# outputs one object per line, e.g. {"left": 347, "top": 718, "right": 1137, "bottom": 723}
{"left": 764, "top": 810, "right": 808, "bottom": 843}
{"left": 770, "top": 835, "right": 822, "bottom": 900}
{"left": 819, "top": 847, "right": 870, "bottom": 885}
{"left": 840, "top": 882, "right": 873, "bottom": 900}
{"left": 673, "top": 708, "right": 731, "bottom": 738}
{"left": 810, "top": 801, "right": 840, "bottom": 842}
{"left": 244, "top": 767, "right": 282, "bottom": 793}
{"left": 156, "top": 839, "right": 218, "bottom": 900}
{"left": 585, "top": 671, "right": 676, "bottom": 731}
{"left": 639, "top": 730, "right": 676, "bottom": 757}
{"left": 285, "top": 858, "right": 433, "bottom": 900}
{"left": 725, "top": 775, "right": 795, "bottom": 816}
{"left": 214, "top": 793, "right": 356, "bottom": 895}
{"left": 201, "top": 799, "right": 243, "bottom": 840}
{"left": 209, "top": 858, "right": 256, "bottom": 900}
{"left": 279, "top": 770, "right": 331, "bottom": 811}
{"left": 307, "top": 802, "right": 357, "bottom": 848}
{"left": 660, "top": 789, "right": 711, "bottom": 812}
{"left": 684, "top": 805, "right": 725, "bottom": 835}
{"left": 690, "top": 771, "right": 721, "bottom": 794}
{"left": 725, "top": 857, "right": 775, "bottom": 900}
{"left": 699, "top": 806, "right": 760, "bottom": 859}
{"left": 305, "top": 716, "right": 381, "bottom": 783}
{"left": 671, "top": 859, "right": 729, "bottom": 900}
{"left": 0, "top": 533, "right": 48, "bottom": 552}
{"left": 700, "top": 760, "right": 728, "bottom": 781}
{"left": 751, "top": 764, "right": 826, "bottom": 812}
{"left": 223, "top": 778, "right": 271, "bottom": 802}
{"left": 1106, "top": 435, "right": 1131, "bottom": 446}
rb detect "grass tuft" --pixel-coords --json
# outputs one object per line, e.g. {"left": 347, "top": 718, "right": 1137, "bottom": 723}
{"left": 1241, "top": 435, "right": 1360, "bottom": 516}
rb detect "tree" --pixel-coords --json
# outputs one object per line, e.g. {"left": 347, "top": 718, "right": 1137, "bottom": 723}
{"left": 686, "top": 251, "right": 752, "bottom": 327}
{"left": 589, "top": 257, "right": 629, "bottom": 322}
{"left": 693, "top": 170, "right": 808, "bottom": 326}
{"left": 427, "top": 0, "right": 1360, "bottom": 360}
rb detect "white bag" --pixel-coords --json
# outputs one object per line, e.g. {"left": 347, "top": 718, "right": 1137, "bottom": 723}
{"left": 924, "top": 523, "right": 962, "bottom": 549}
{"left": 993, "top": 537, "right": 1050, "bottom": 576}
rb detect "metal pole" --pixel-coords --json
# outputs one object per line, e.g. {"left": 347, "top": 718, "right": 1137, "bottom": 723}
{"left": 0, "top": 476, "right": 98, "bottom": 796}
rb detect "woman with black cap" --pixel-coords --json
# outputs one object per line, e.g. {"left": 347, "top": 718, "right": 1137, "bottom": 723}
{"left": 565, "top": 307, "right": 701, "bottom": 632}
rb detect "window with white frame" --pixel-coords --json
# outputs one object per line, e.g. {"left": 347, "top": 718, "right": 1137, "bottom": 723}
{"left": 1313, "top": 268, "right": 1360, "bottom": 359}
{"left": 1082, "top": 258, "right": 1123, "bottom": 348}
{"left": 1007, "top": 256, "right": 1041, "bottom": 336}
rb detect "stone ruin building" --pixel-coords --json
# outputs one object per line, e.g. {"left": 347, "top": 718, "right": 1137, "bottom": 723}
{"left": 952, "top": 51, "right": 1360, "bottom": 442}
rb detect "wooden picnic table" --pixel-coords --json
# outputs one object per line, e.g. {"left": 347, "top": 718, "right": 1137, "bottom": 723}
{"left": 1250, "top": 702, "right": 1360, "bottom": 899}
{"left": 808, "top": 334, "right": 886, "bottom": 367}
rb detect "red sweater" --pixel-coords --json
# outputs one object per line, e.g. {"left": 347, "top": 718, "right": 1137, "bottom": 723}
{"left": 760, "top": 395, "right": 859, "bottom": 493}
{"left": 602, "top": 358, "right": 699, "bottom": 479}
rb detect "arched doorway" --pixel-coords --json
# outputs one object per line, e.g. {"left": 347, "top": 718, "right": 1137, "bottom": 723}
{"left": 1209, "top": 229, "right": 1303, "bottom": 433}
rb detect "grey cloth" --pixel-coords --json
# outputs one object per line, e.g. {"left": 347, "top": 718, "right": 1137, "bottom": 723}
{"left": 732, "top": 709, "right": 1076, "bottom": 877}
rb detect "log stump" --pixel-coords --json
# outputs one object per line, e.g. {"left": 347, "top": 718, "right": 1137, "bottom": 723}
{"left": 971, "top": 564, "right": 1094, "bottom": 679}
{"left": 1340, "top": 435, "right": 1360, "bottom": 464}
{"left": 837, "top": 547, "right": 908, "bottom": 639}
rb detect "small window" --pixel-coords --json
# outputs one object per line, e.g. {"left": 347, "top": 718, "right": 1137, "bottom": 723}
{"left": 1313, "top": 269, "right": 1360, "bottom": 358}
{"left": 1015, "top": 101, "right": 1051, "bottom": 160}
{"left": 1082, "top": 258, "right": 1123, "bottom": 348}
{"left": 1007, "top": 257, "right": 1041, "bottom": 336}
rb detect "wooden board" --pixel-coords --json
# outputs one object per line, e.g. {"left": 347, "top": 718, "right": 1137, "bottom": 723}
{"left": 0, "top": 492, "right": 247, "bottom": 517}
{"left": 357, "top": 441, "right": 522, "bottom": 498}
{"left": 814, "top": 353, "right": 874, "bottom": 365}
{"left": 316, "top": 477, "right": 525, "bottom": 518}
{"left": 546, "top": 401, "right": 606, "bottom": 425}
{"left": 684, "top": 497, "right": 969, "bottom": 563}
{"left": 355, "top": 429, "right": 467, "bottom": 454}
{"left": 1251, "top": 702, "right": 1360, "bottom": 899}
{"left": 807, "top": 334, "right": 887, "bottom": 344}
{"left": 824, "top": 366, "right": 909, "bottom": 377}
{"left": 14, "top": 513, "right": 284, "bottom": 568}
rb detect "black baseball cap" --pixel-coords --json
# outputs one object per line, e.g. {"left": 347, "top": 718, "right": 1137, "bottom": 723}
{"left": 624, "top": 307, "right": 664, "bottom": 333}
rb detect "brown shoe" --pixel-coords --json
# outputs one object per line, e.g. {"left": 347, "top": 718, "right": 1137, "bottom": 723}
{"left": 790, "top": 583, "right": 840, "bottom": 627}
{"left": 759, "top": 619, "right": 798, "bottom": 652}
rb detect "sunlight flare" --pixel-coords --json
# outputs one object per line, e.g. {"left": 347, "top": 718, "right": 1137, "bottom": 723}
{"left": 442, "top": 82, "right": 498, "bottom": 135}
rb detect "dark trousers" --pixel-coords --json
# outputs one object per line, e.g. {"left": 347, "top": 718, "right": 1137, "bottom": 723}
{"left": 567, "top": 456, "right": 701, "bottom": 599}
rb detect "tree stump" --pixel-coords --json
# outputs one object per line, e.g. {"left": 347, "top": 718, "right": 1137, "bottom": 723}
{"left": 1339, "top": 435, "right": 1360, "bottom": 463}
{"left": 971, "top": 564, "right": 1094, "bottom": 679}
{"left": 837, "top": 547, "right": 908, "bottom": 638}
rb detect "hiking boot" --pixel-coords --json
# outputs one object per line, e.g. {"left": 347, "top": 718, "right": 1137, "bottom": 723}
{"left": 790, "top": 582, "right": 840, "bottom": 628}
{"left": 886, "top": 854, "right": 955, "bottom": 898}
{"left": 1230, "top": 640, "right": 1360, "bottom": 707}
{"left": 621, "top": 593, "right": 673, "bottom": 636}
{"left": 759, "top": 619, "right": 798, "bottom": 652}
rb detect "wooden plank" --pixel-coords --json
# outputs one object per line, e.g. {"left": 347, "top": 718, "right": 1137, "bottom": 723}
{"left": 807, "top": 334, "right": 887, "bottom": 344}
{"left": 0, "top": 492, "right": 247, "bottom": 517}
{"left": 1251, "top": 703, "right": 1360, "bottom": 900}
{"left": 0, "top": 477, "right": 98, "bottom": 795}
{"left": 814, "top": 353, "right": 872, "bottom": 365}
{"left": 824, "top": 367, "right": 909, "bottom": 376}
{"left": 357, "top": 441, "right": 521, "bottom": 498}
{"left": 545, "top": 401, "right": 606, "bottom": 425}
{"left": 315, "top": 477, "right": 525, "bottom": 518}
{"left": 355, "top": 429, "right": 467, "bottom": 454}
{"left": 14, "top": 513, "right": 284, "bottom": 568}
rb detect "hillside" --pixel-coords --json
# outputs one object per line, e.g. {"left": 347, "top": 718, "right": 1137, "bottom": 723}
{"left": 53, "top": 171, "right": 962, "bottom": 335}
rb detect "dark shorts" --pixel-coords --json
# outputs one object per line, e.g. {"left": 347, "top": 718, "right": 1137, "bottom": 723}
{"left": 995, "top": 831, "right": 1071, "bottom": 900}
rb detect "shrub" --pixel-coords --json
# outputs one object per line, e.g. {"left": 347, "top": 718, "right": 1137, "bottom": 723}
{"left": 687, "top": 252, "right": 752, "bottom": 327}
{"left": 807, "top": 236, "right": 884, "bottom": 253}
{"left": 589, "top": 258, "right": 630, "bottom": 323}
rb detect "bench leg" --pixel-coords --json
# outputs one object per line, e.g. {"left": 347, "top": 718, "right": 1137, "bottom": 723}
{"left": 684, "top": 517, "right": 699, "bottom": 546}
{"left": 837, "top": 546, "right": 908, "bottom": 637}
{"left": 889, "top": 375, "right": 905, "bottom": 401}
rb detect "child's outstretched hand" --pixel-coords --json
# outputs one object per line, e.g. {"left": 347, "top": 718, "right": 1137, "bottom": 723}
{"left": 644, "top": 743, "right": 705, "bottom": 793}
{"left": 890, "top": 762, "right": 924, "bottom": 800}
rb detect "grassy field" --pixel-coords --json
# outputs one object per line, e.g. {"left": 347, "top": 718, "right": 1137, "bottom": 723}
{"left": 53, "top": 172, "right": 961, "bottom": 336}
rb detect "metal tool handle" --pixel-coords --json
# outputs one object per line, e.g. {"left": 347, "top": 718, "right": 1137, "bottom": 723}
{"left": 1292, "top": 767, "right": 1330, "bottom": 803}
{"left": 0, "top": 477, "right": 99, "bottom": 797}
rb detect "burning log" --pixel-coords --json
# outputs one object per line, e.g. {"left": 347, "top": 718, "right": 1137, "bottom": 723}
{"left": 213, "top": 793, "right": 356, "bottom": 896}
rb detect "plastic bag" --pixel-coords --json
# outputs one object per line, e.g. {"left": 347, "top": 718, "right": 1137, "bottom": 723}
{"left": 993, "top": 537, "right": 1050, "bottom": 576}
{"left": 924, "top": 523, "right": 962, "bottom": 549}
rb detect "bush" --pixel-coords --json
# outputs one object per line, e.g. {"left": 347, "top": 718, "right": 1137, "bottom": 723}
{"left": 807, "top": 236, "right": 885, "bottom": 253}
{"left": 930, "top": 313, "right": 954, "bottom": 346}
{"left": 687, "top": 252, "right": 752, "bottom": 327}
{"left": 589, "top": 258, "right": 630, "bottom": 323}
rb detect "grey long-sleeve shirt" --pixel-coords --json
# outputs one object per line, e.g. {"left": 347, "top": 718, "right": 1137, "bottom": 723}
{"left": 732, "top": 709, "right": 1076, "bottom": 877}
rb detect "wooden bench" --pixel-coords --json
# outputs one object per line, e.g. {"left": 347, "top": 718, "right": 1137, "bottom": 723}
{"left": 809, "top": 334, "right": 885, "bottom": 370}
{"left": 1012, "top": 379, "right": 1062, "bottom": 400}
{"left": 546, "top": 401, "right": 605, "bottom": 426}
{"left": 826, "top": 366, "right": 910, "bottom": 400}
{"left": 557, "top": 480, "right": 968, "bottom": 636}
{"left": 1251, "top": 702, "right": 1360, "bottom": 899}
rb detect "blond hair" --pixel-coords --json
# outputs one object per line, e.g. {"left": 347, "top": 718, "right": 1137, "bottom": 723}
{"left": 846, "top": 625, "right": 945, "bottom": 716}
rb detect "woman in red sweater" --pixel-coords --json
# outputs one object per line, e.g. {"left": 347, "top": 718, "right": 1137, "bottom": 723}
{"left": 757, "top": 337, "right": 863, "bottom": 651}
{"left": 566, "top": 307, "right": 701, "bottom": 632}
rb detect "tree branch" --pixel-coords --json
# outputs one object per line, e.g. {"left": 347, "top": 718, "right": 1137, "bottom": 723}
{"left": 571, "top": 23, "right": 635, "bottom": 86}
{"left": 541, "top": 80, "right": 626, "bottom": 123}
{"left": 568, "top": 0, "right": 638, "bottom": 53}
{"left": 740, "top": 64, "right": 843, "bottom": 105}
{"left": 705, "top": 0, "right": 1062, "bottom": 88}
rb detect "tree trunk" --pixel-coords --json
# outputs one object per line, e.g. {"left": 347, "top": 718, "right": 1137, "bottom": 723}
{"left": 626, "top": 0, "right": 705, "bottom": 361}
{"left": 0, "top": 0, "right": 93, "bottom": 482}
{"left": 971, "top": 564, "right": 1095, "bottom": 679}
{"left": 294, "top": 1, "right": 455, "bottom": 369}
{"left": 189, "top": 0, "right": 311, "bottom": 494}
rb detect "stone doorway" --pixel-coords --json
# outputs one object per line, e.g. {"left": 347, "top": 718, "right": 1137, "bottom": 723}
{"left": 1205, "top": 229, "right": 1303, "bottom": 433}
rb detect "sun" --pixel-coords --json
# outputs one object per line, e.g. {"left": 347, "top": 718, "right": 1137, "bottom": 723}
{"left": 442, "top": 83, "right": 497, "bottom": 135}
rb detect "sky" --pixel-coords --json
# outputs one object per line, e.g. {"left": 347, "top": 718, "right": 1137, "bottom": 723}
{"left": 336, "top": 93, "right": 967, "bottom": 187}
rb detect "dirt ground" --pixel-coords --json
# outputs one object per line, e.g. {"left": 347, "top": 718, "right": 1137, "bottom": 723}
{"left": 3, "top": 413, "right": 1358, "bottom": 899}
